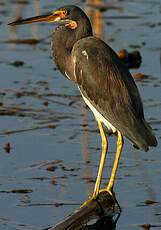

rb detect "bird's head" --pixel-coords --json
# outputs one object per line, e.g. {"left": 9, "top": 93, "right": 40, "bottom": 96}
{"left": 8, "top": 5, "right": 88, "bottom": 30}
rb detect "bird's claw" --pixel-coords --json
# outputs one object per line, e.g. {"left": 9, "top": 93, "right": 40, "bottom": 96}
{"left": 80, "top": 188, "right": 113, "bottom": 208}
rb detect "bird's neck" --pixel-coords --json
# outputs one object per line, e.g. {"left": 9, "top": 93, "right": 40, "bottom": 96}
{"left": 51, "top": 19, "right": 92, "bottom": 81}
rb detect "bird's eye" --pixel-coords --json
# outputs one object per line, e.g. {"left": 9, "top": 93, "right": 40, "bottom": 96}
{"left": 63, "top": 10, "right": 68, "bottom": 16}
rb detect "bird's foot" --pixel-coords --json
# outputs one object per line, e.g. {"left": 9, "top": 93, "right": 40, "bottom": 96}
{"left": 99, "top": 187, "right": 113, "bottom": 197}
{"left": 80, "top": 192, "right": 99, "bottom": 208}
{"left": 80, "top": 196, "right": 93, "bottom": 208}
{"left": 80, "top": 187, "right": 115, "bottom": 208}
{"left": 100, "top": 187, "right": 121, "bottom": 211}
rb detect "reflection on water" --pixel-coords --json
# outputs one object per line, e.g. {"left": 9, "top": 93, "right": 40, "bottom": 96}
{"left": 8, "top": 0, "right": 40, "bottom": 48}
{"left": 0, "top": 0, "right": 161, "bottom": 229}
{"left": 86, "top": 0, "right": 104, "bottom": 38}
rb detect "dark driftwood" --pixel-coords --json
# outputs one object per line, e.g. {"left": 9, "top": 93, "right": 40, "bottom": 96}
{"left": 49, "top": 191, "right": 120, "bottom": 230}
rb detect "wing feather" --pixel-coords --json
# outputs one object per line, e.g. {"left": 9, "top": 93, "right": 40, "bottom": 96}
{"left": 71, "top": 37, "right": 157, "bottom": 151}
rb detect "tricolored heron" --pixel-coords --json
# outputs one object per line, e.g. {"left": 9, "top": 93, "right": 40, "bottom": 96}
{"left": 9, "top": 5, "right": 157, "bottom": 204}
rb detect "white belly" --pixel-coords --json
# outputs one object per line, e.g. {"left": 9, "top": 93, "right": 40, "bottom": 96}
{"left": 80, "top": 90, "right": 117, "bottom": 133}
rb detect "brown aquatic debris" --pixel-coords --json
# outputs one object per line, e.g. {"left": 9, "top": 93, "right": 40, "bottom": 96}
{"left": 118, "top": 49, "right": 142, "bottom": 68}
{"left": 133, "top": 73, "right": 149, "bottom": 79}
{"left": 46, "top": 166, "right": 57, "bottom": 172}
{"left": 10, "top": 60, "right": 24, "bottom": 67}
{"left": 6, "top": 38, "right": 40, "bottom": 45}
{"left": 144, "top": 200, "right": 157, "bottom": 205}
{"left": 3, "top": 142, "right": 10, "bottom": 153}
{"left": 140, "top": 223, "right": 151, "bottom": 230}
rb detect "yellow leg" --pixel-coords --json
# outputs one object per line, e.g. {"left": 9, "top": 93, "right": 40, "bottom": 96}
{"left": 81, "top": 128, "right": 123, "bottom": 208}
{"left": 91, "top": 120, "right": 108, "bottom": 199}
{"left": 100, "top": 131, "right": 124, "bottom": 196}
{"left": 81, "top": 120, "right": 108, "bottom": 207}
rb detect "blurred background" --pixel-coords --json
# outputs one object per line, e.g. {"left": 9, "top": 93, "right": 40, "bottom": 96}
{"left": 0, "top": 0, "right": 161, "bottom": 229}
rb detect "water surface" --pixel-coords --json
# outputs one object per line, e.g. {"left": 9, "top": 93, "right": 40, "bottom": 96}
{"left": 0, "top": 0, "right": 161, "bottom": 229}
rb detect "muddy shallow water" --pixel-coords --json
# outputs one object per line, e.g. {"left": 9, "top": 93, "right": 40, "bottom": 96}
{"left": 0, "top": 0, "right": 161, "bottom": 229}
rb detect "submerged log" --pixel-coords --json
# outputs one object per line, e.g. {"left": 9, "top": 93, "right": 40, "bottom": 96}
{"left": 49, "top": 191, "right": 120, "bottom": 230}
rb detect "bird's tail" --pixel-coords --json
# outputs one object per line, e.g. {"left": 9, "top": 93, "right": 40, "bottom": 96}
{"left": 125, "top": 119, "right": 157, "bottom": 152}
{"left": 142, "top": 120, "right": 157, "bottom": 148}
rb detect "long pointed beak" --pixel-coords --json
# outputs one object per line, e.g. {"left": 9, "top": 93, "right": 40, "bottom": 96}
{"left": 8, "top": 11, "right": 64, "bottom": 26}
